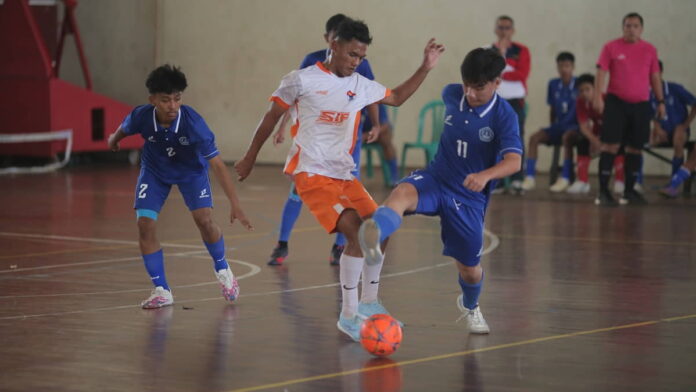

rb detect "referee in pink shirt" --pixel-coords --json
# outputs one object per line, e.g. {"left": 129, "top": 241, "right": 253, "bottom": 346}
{"left": 593, "top": 12, "right": 666, "bottom": 206}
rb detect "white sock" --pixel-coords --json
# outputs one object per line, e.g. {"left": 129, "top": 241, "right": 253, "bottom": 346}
{"left": 339, "top": 254, "right": 364, "bottom": 318}
{"left": 360, "top": 252, "right": 384, "bottom": 303}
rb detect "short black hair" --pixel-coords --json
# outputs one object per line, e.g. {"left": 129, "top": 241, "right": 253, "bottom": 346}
{"left": 576, "top": 73, "right": 595, "bottom": 88}
{"left": 556, "top": 51, "right": 575, "bottom": 63}
{"left": 658, "top": 60, "right": 664, "bottom": 72}
{"left": 623, "top": 12, "right": 643, "bottom": 26}
{"left": 334, "top": 18, "right": 372, "bottom": 45}
{"left": 460, "top": 48, "right": 506, "bottom": 85}
{"left": 325, "top": 13, "right": 348, "bottom": 34}
{"left": 497, "top": 15, "right": 514, "bottom": 25}
{"left": 146, "top": 64, "right": 187, "bottom": 94}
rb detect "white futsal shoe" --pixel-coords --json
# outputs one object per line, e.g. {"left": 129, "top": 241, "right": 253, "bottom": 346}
{"left": 141, "top": 286, "right": 174, "bottom": 309}
{"left": 613, "top": 180, "right": 625, "bottom": 194}
{"left": 566, "top": 181, "right": 590, "bottom": 194}
{"left": 215, "top": 267, "right": 240, "bottom": 302}
{"left": 549, "top": 177, "right": 570, "bottom": 192}
{"left": 521, "top": 176, "right": 536, "bottom": 191}
{"left": 456, "top": 294, "right": 490, "bottom": 334}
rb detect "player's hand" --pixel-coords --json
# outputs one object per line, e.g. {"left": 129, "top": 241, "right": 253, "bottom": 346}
{"left": 422, "top": 38, "right": 445, "bottom": 71}
{"left": 233, "top": 155, "right": 255, "bottom": 182}
{"left": 656, "top": 103, "right": 667, "bottom": 121}
{"left": 652, "top": 127, "right": 668, "bottom": 145}
{"left": 463, "top": 172, "right": 491, "bottom": 193}
{"left": 365, "top": 126, "right": 381, "bottom": 144}
{"left": 231, "top": 206, "right": 253, "bottom": 231}
{"left": 107, "top": 133, "right": 120, "bottom": 152}
{"left": 272, "top": 129, "right": 286, "bottom": 146}
{"left": 592, "top": 95, "right": 604, "bottom": 114}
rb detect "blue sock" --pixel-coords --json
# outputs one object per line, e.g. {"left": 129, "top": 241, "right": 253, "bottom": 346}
{"left": 279, "top": 190, "right": 303, "bottom": 243}
{"left": 561, "top": 159, "right": 573, "bottom": 180}
{"left": 526, "top": 158, "right": 537, "bottom": 177}
{"left": 372, "top": 206, "right": 402, "bottom": 242}
{"left": 334, "top": 232, "right": 346, "bottom": 246}
{"left": 670, "top": 167, "right": 691, "bottom": 188}
{"left": 205, "top": 236, "right": 228, "bottom": 272}
{"left": 458, "top": 272, "right": 483, "bottom": 310}
{"left": 387, "top": 158, "right": 398, "bottom": 181}
{"left": 672, "top": 157, "right": 684, "bottom": 176}
{"left": 143, "top": 249, "right": 169, "bottom": 290}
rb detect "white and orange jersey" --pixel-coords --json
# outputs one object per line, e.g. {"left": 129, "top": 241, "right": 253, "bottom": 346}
{"left": 271, "top": 61, "right": 390, "bottom": 180}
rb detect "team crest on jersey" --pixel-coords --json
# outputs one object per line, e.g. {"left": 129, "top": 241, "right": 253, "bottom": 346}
{"left": 179, "top": 136, "right": 189, "bottom": 145}
{"left": 479, "top": 127, "right": 494, "bottom": 142}
{"left": 346, "top": 90, "right": 356, "bottom": 101}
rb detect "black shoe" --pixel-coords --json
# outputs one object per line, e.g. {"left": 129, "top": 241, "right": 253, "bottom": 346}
{"left": 267, "top": 243, "right": 289, "bottom": 266}
{"left": 620, "top": 189, "right": 647, "bottom": 205}
{"left": 594, "top": 189, "right": 618, "bottom": 207}
{"left": 329, "top": 244, "right": 344, "bottom": 266}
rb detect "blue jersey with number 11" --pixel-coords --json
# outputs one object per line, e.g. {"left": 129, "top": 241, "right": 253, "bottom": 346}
{"left": 428, "top": 84, "right": 522, "bottom": 209}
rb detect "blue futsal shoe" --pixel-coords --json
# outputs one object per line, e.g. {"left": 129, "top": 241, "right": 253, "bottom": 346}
{"left": 358, "top": 218, "right": 383, "bottom": 266}
{"left": 337, "top": 314, "right": 364, "bottom": 342}
{"left": 358, "top": 300, "right": 404, "bottom": 327}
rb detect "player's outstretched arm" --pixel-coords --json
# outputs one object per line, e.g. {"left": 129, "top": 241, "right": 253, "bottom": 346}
{"left": 209, "top": 156, "right": 253, "bottom": 230}
{"left": 107, "top": 127, "right": 128, "bottom": 152}
{"left": 234, "top": 102, "right": 288, "bottom": 181}
{"left": 381, "top": 38, "right": 445, "bottom": 107}
{"left": 463, "top": 152, "right": 522, "bottom": 192}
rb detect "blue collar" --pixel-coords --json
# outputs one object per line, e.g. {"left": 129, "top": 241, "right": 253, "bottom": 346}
{"left": 152, "top": 107, "right": 181, "bottom": 134}
{"left": 459, "top": 88, "right": 498, "bottom": 118}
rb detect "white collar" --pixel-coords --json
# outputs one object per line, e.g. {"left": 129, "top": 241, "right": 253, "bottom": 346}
{"left": 152, "top": 108, "right": 181, "bottom": 133}
{"left": 460, "top": 91, "right": 498, "bottom": 118}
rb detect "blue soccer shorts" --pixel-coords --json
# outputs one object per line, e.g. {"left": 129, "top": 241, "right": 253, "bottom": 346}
{"left": 133, "top": 168, "right": 213, "bottom": 212}
{"left": 401, "top": 169, "right": 485, "bottom": 266}
{"left": 543, "top": 123, "right": 577, "bottom": 145}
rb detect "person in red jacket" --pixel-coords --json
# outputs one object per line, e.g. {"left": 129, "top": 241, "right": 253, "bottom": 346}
{"left": 491, "top": 15, "right": 531, "bottom": 193}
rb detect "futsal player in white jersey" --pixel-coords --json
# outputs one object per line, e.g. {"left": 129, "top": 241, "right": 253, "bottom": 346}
{"left": 234, "top": 19, "right": 444, "bottom": 341}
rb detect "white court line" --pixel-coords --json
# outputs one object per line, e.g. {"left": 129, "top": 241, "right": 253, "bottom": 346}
{"left": 0, "top": 255, "right": 261, "bottom": 299}
{"left": 0, "top": 231, "right": 205, "bottom": 249}
{"left": 0, "top": 230, "right": 499, "bottom": 321}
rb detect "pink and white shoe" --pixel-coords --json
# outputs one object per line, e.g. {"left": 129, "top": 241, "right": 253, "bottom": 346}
{"left": 215, "top": 267, "right": 240, "bottom": 302}
{"left": 141, "top": 286, "right": 174, "bottom": 309}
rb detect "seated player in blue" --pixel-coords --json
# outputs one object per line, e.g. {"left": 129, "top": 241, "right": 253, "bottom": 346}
{"left": 107, "top": 65, "right": 253, "bottom": 309}
{"left": 267, "top": 13, "right": 381, "bottom": 266}
{"left": 363, "top": 104, "right": 399, "bottom": 186}
{"left": 358, "top": 48, "right": 522, "bottom": 334}
{"left": 650, "top": 61, "right": 696, "bottom": 197}
{"left": 521, "top": 52, "right": 578, "bottom": 192}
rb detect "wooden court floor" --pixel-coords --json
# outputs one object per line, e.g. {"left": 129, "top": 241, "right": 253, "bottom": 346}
{"left": 1, "top": 163, "right": 695, "bottom": 392}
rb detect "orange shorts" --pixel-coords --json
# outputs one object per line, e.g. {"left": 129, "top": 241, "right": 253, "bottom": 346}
{"left": 294, "top": 172, "right": 378, "bottom": 233}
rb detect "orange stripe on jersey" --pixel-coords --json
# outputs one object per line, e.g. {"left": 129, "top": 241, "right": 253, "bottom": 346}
{"left": 284, "top": 145, "right": 301, "bottom": 175}
{"left": 269, "top": 96, "right": 290, "bottom": 110}
{"left": 290, "top": 102, "right": 300, "bottom": 138}
{"left": 349, "top": 111, "right": 362, "bottom": 155}
{"left": 316, "top": 61, "right": 332, "bottom": 74}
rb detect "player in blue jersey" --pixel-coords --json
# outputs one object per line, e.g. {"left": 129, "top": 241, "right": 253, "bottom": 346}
{"left": 653, "top": 61, "right": 696, "bottom": 197}
{"left": 108, "top": 65, "right": 253, "bottom": 309}
{"left": 358, "top": 48, "right": 522, "bottom": 334}
{"left": 521, "top": 52, "right": 578, "bottom": 192}
{"left": 267, "top": 13, "right": 384, "bottom": 266}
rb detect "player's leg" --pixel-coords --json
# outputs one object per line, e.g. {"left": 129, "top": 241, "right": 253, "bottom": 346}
{"left": 268, "top": 184, "right": 303, "bottom": 266}
{"left": 619, "top": 101, "right": 651, "bottom": 205}
{"left": 550, "top": 127, "right": 574, "bottom": 192}
{"left": 181, "top": 175, "right": 239, "bottom": 302}
{"left": 134, "top": 169, "right": 174, "bottom": 309}
{"left": 521, "top": 129, "right": 549, "bottom": 190}
{"left": 292, "top": 173, "right": 370, "bottom": 341}
{"left": 567, "top": 135, "right": 591, "bottom": 194}
{"left": 661, "top": 142, "right": 696, "bottom": 198}
{"left": 596, "top": 95, "right": 623, "bottom": 206}
{"left": 612, "top": 153, "right": 625, "bottom": 194}
{"left": 671, "top": 127, "right": 687, "bottom": 176}
{"left": 441, "top": 200, "right": 489, "bottom": 334}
